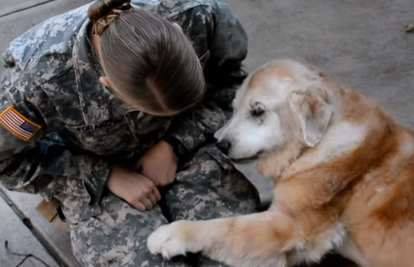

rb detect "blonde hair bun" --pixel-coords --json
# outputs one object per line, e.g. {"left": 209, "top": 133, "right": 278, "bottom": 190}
{"left": 88, "top": 0, "right": 131, "bottom": 24}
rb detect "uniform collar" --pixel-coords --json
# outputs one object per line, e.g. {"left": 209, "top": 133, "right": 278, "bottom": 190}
{"left": 71, "top": 19, "right": 129, "bottom": 124}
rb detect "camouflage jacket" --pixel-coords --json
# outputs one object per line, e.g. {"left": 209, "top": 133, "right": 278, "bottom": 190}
{"left": 0, "top": 0, "right": 247, "bottom": 223}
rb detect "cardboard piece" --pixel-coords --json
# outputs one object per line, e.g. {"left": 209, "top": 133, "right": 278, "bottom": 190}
{"left": 36, "top": 198, "right": 70, "bottom": 233}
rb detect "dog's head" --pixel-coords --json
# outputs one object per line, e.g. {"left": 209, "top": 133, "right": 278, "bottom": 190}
{"left": 215, "top": 59, "right": 334, "bottom": 163}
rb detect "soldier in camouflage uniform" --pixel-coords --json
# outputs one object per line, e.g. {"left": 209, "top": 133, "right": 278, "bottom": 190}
{"left": 0, "top": 0, "right": 260, "bottom": 266}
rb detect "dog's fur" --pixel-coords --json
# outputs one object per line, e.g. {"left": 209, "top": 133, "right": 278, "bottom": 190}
{"left": 147, "top": 59, "right": 414, "bottom": 267}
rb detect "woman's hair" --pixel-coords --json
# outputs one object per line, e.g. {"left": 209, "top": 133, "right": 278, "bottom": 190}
{"left": 88, "top": 0, "right": 206, "bottom": 114}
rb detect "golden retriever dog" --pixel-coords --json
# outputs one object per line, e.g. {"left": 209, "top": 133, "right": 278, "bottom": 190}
{"left": 147, "top": 59, "right": 414, "bottom": 267}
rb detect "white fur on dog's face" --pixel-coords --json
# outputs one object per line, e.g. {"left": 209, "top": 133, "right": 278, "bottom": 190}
{"left": 215, "top": 79, "right": 289, "bottom": 160}
{"left": 215, "top": 59, "right": 333, "bottom": 161}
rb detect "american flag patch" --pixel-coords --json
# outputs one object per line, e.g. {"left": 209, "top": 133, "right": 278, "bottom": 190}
{"left": 0, "top": 106, "right": 41, "bottom": 141}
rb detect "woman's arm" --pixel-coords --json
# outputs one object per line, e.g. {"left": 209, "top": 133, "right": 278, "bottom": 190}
{"left": 0, "top": 67, "right": 111, "bottom": 223}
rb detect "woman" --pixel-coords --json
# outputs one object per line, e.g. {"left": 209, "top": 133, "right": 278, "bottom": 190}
{"left": 0, "top": 0, "right": 259, "bottom": 266}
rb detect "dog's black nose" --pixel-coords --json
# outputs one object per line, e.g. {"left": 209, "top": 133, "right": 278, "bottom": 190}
{"left": 216, "top": 139, "right": 231, "bottom": 155}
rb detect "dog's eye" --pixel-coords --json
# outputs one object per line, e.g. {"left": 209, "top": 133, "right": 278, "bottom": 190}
{"left": 251, "top": 107, "right": 265, "bottom": 117}
{"left": 250, "top": 101, "right": 266, "bottom": 118}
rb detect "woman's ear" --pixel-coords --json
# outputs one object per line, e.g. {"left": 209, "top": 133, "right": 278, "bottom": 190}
{"left": 99, "top": 76, "right": 112, "bottom": 88}
{"left": 172, "top": 22, "right": 183, "bottom": 33}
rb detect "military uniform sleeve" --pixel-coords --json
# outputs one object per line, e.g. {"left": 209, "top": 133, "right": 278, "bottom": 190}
{"left": 204, "top": 0, "right": 248, "bottom": 72}
{"left": 0, "top": 69, "right": 111, "bottom": 223}
{"left": 163, "top": 0, "right": 248, "bottom": 158}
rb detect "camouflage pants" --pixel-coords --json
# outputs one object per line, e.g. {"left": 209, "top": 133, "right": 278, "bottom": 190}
{"left": 70, "top": 145, "right": 260, "bottom": 267}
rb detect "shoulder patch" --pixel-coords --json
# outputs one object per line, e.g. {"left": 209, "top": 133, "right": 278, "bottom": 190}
{"left": 0, "top": 106, "right": 42, "bottom": 141}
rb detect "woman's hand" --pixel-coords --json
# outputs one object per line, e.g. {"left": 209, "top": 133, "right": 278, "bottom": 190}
{"left": 135, "top": 140, "right": 179, "bottom": 187}
{"left": 106, "top": 165, "right": 161, "bottom": 211}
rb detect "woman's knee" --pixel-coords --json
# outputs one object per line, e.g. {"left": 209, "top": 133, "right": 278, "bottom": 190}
{"left": 70, "top": 193, "right": 168, "bottom": 266}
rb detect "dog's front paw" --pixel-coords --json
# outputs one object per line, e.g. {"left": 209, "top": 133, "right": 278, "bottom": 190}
{"left": 147, "top": 221, "right": 200, "bottom": 260}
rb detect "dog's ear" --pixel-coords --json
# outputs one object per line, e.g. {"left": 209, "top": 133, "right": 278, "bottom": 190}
{"left": 288, "top": 89, "right": 333, "bottom": 147}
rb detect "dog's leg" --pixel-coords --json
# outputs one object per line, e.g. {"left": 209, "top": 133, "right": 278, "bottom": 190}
{"left": 147, "top": 211, "right": 295, "bottom": 267}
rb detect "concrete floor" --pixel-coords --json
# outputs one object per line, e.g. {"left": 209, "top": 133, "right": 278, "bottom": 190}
{"left": 0, "top": 0, "right": 413, "bottom": 266}
{"left": 225, "top": 0, "right": 414, "bottom": 129}
{"left": 0, "top": 191, "right": 59, "bottom": 267}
